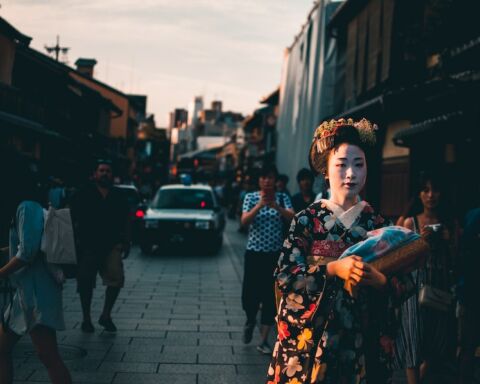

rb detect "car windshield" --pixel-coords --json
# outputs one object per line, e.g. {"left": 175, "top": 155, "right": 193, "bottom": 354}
{"left": 152, "top": 189, "right": 214, "bottom": 209}
{"left": 116, "top": 187, "right": 140, "bottom": 209}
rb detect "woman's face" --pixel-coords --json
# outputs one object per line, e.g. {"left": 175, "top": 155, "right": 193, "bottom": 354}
{"left": 326, "top": 143, "right": 367, "bottom": 200}
{"left": 259, "top": 173, "right": 276, "bottom": 191}
{"left": 419, "top": 181, "right": 440, "bottom": 210}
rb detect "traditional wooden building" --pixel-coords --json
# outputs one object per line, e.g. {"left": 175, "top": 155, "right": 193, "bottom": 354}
{"left": 327, "top": 0, "right": 480, "bottom": 218}
{"left": 0, "top": 17, "right": 120, "bottom": 183}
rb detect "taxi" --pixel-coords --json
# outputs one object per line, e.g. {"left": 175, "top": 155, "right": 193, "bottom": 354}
{"left": 138, "top": 184, "right": 225, "bottom": 254}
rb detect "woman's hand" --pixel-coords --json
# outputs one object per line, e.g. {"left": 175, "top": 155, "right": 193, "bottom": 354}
{"left": 352, "top": 263, "right": 387, "bottom": 290}
{"left": 260, "top": 191, "right": 274, "bottom": 207}
{"left": 326, "top": 255, "right": 363, "bottom": 280}
{"left": 327, "top": 256, "right": 387, "bottom": 290}
{"left": 420, "top": 226, "right": 433, "bottom": 239}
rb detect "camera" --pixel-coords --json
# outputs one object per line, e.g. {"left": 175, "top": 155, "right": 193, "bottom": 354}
{"left": 425, "top": 223, "right": 442, "bottom": 232}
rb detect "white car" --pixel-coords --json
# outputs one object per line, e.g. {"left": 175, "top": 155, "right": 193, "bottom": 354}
{"left": 139, "top": 184, "right": 225, "bottom": 254}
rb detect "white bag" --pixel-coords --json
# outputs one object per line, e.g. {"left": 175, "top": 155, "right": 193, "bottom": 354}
{"left": 41, "top": 207, "right": 77, "bottom": 266}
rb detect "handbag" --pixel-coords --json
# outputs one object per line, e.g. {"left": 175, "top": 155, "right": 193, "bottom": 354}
{"left": 418, "top": 284, "right": 452, "bottom": 312}
{"left": 340, "top": 227, "right": 430, "bottom": 296}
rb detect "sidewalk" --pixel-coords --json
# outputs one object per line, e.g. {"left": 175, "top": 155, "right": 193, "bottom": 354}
{"left": 10, "top": 218, "right": 478, "bottom": 383}
{"left": 12, "top": 220, "right": 270, "bottom": 383}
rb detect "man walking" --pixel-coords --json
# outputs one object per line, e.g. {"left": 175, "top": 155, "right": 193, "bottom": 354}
{"left": 71, "top": 160, "right": 130, "bottom": 333}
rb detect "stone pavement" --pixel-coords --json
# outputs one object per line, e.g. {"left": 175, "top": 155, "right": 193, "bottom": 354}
{"left": 12, "top": 220, "right": 271, "bottom": 384}
{"left": 10, "top": 219, "right": 478, "bottom": 383}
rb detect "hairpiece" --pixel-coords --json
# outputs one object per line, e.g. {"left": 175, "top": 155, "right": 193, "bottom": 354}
{"left": 313, "top": 118, "right": 378, "bottom": 154}
{"left": 309, "top": 118, "right": 378, "bottom": 175}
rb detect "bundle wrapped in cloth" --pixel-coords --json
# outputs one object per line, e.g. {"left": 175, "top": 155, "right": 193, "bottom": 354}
{"left": 340, "top": 226, "right": 430, "bottom": 295}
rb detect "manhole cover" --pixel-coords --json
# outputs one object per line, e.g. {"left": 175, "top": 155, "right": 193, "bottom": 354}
{"left": 14, "top": 343, "right": 87, "bottom": 360}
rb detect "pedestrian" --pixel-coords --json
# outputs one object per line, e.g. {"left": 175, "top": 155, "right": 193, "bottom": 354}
{"left": 393, "top": 171, "right": 458, "bottom": 384}
{"left": 240, "top": 163, "right": 294, "bottom": 354}
{"left": 70, "top": 160, "right": 130, "bottom": 333}
{"left": 276, "top": 174, "right": 291, "bottom": 197}
{"left": 266, "top": 119, "right": 412, "bottom": 383}
{"left": 47, "top": 177, "right": 66, "bottom": 209}
{"left": 0, "top": 145, "right": 72, "bottom": 384}
{"left": 291, "top": 168, "right": 316, "bottom": 213}
{"left": 237, "top": 173, "right": 256, "bottom": 233}
{"left": 458, "top": 206, "right": 480, "bottom": 384}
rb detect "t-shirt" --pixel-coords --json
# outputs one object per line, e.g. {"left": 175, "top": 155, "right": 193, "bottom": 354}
{"left": 70, "top": 184, "right": 129, "bottom": 253}
{"left": 242, "top": 191, "right": 292, "bottom": 252}
{"left": 291, "top": 192, "right": 315, "bottom": 213}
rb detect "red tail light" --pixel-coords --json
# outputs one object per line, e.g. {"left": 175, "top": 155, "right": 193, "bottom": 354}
{"left": 135, "top": 209, "right": 145, "bottom": 218}
{"left": 200, "top": 201, "right": 206, "bottom": 208}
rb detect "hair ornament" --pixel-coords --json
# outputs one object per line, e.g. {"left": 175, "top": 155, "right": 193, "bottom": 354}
{"left": 313, "top": 118, "right": 378, "bottom": 154}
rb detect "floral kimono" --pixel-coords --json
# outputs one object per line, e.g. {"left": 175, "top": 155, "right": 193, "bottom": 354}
{"left": 266, "top": 200, "right": 407, "bottom": 384}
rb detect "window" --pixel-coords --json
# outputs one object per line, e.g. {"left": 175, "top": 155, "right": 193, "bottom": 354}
{"left": 153, "top": 189, "right": 214, "bottom": 209}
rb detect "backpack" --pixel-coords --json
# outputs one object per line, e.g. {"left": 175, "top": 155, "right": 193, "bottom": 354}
{"left": 41, "top": 206, "right": 77, "bottom": 283}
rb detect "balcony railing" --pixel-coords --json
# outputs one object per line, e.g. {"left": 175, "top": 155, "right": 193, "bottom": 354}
{"left": 0, "top": 83, "right": 45, "bottom": 124}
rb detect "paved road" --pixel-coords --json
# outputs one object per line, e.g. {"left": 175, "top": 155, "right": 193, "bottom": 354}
{"left": 10, "top": 219, "right": 477, "bottom": 383}
{"left": 12, "top": 220, "right": 271, "bottom": 384}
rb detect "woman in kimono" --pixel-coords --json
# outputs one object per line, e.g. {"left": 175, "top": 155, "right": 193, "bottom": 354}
{"left": 266, "top": 119, "right": 408, "bottom": 384}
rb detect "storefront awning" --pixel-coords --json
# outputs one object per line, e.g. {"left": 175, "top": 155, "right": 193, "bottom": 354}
{"left": 0, "top": 110, "right": 67, "bottom": 140}
{"left": 393, "top": 111, "right": 464, "bottom": 147}
{"left": 178, "top": 145, "right": 223, "bottom": 161}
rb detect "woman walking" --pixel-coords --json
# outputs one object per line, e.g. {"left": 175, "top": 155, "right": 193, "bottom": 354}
{"left": 241, "top": 163, "right": 295, "bottom": 354}
{"left": 394, "top": 172, "right": 458, "bottom": 383}
{"left": 0, "top": 145, "right": 72, "bottom": 384}
{"left": 266, "top": 119, "right": 412, "bottom": 384}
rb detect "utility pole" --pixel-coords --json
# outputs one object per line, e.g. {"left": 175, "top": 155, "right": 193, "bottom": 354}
{"left": 45, "top": 35, "right": 70, "bottom": 63}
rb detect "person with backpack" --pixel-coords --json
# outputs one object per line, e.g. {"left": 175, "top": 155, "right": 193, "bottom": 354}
{"left": 0, "top": 145, "right": 72, "bottom": 384}
{"left": 70, "top": 160, "right": 130, "bottom": 333}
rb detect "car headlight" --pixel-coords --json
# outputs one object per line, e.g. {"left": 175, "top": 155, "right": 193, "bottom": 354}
{"left": 195, "top": 221, "right": 210, "bottom": 230}
{"left": 145, "top": 220, "right": 159, "bottom": 229}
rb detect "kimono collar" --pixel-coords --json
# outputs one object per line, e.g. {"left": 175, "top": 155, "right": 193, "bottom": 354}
{"left": 320, "top": 199, "right": 368, "bottom": 229}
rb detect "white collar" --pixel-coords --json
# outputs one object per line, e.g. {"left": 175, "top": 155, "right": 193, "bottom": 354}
{"left": 320, "top": 199, "right": 368, "bottom": 229}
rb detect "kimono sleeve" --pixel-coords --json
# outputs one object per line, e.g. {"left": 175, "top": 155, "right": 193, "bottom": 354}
{"left": 15, "top": 201, "right": 44, "bottom": 263}
{"left": 275, "top": 209, "right": 328, "bottom": 295}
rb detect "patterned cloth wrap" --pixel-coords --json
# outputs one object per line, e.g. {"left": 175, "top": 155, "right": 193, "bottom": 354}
{"left": 339, "top": 225, "right": 421, "bottom": 262}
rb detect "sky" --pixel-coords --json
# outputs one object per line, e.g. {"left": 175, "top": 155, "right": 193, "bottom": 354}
{"left": 1, "top": 0, "right": 315, "bottom": 126}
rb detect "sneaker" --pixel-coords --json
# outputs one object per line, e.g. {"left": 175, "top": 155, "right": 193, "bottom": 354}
{"left": 256, "top": 341, "right": 272, "bottom": 355}
{"left": 81, "top": 321, "right": 95, "bottom": 333}
{"left": 98, "top": 317, "right": 117, "bottom": 332}
{"left": 242, "top": 323, "right": 255, "bottom": 344}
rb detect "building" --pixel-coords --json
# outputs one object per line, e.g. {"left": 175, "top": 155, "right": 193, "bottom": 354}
{"left": 0, "top": 17, "right": 120, "bottom": 183}
{"left": 327, "top": 0, "right": 480, "bottom": 217}
{"left": 70, "top": 58, "right": 148, "bottom": 169}
{"left": 275, "top": 0, "right": 479, "bottom": 217}
{"left": 240, "top": 88, "right": 280, "bottom": 172}
{"left": 275, "top": 0, "right": 341, "bottom": 194}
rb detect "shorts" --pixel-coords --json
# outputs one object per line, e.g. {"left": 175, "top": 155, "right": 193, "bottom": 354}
{"left": 77, "top": 244, "right": 125, "bottom": 292}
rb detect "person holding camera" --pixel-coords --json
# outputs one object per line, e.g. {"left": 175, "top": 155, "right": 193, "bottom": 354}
{"left": 394, "top": 172, "right": 458, "bottom": 384}
{"left": 240, "top": 164, "right": 294, "bottom": 354}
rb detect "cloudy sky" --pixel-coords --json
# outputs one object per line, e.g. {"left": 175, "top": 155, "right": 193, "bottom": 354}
{"left": 2, "top": 0, "right": 314, "bottom": 126}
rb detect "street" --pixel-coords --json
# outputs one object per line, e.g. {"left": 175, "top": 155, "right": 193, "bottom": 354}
{"left": 11, "top": 220, "right": 271, "bottom": 384}
{"left": 9, "top": 218, "right": 475, "bottom": 384}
